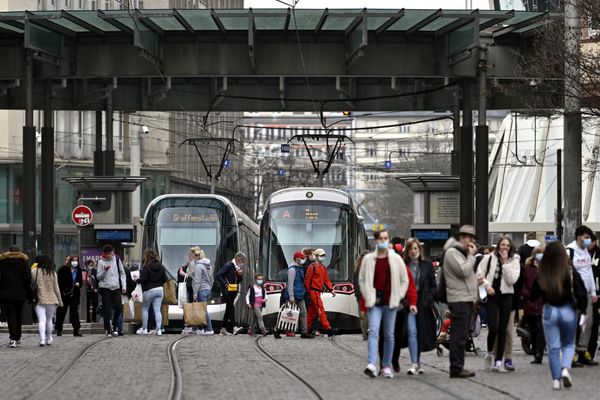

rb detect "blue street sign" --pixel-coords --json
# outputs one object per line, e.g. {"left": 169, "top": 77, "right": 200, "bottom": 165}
{"left": 223, "top": 159, "right": 230, "bottom": 168}
{"left": 281, "top": 144, "right": 290, "bottom": 153}
{"left": 384, "top": 160, "right": 392, "bottom": 169}
{"left": 278, "top": 169, "right": 285, "bottom": 176}
{"left": 544, "top": 235, "right": 557, "bottom": 242}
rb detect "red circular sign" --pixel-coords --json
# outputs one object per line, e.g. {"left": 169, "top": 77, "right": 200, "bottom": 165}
{"left": 72, "top": 205, "right": 93, "bottom": 227}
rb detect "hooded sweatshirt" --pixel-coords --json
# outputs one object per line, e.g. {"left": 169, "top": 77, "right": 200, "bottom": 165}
{"left": 139, "top": 261, "right": 168, "bottom": 292}
{"left": 97, "top": 256, "right": 127, "bottom": 291}
{"left": 192, "top": 258, "right": 214, "bottom": 293}
{"left": 442, "top": 238, "right": 477, "bottom": 303}
{"left": 567, "top": 241, "right": 596, "bottom": 296}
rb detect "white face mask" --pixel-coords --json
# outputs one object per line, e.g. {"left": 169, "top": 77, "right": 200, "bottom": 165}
{"left": 71, "top": 261, "right": 78, "bottom": 268}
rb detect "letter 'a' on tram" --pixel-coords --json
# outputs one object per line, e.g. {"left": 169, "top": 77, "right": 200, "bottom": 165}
{"left": 260, "top": 188, "right": 368, "bottom": 331}
{"left": 141, "top": 195, "right": 259, "bottom": 330}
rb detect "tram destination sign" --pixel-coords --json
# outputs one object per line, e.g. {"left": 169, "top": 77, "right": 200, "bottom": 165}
{"left": 158, "top": 207, "right": 219, "bottom": 224}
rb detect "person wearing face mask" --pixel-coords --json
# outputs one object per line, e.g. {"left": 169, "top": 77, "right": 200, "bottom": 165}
{"left": 191, "top": 249, "right": 214, "bottom": 335}
{"left": 403, "top": 238, "right": 438, "bottom": 375}
{"left": 477, "top": 236, "right": 521, "bottom": 373}
{"left": 305, "top": 248, "right": 337, "bottom": 336}
{"left": 96, "top": 244, "right": 127, "bottom": 337}
{"left": 56, "top": 255, "right": 84, "bottom": 337}
{"left": 358, "top": 229, "right": 409, "bottom": 378}
{"left": 217, "top": 252, "right": 247, "bottom": 335}
{"left": 566, "top": 225, "right": 598, "bottom": 366}
{"left": 245, "top": 274, "right": 268, "bottom": 336}
{"left": 521, "top": 246, "right": 546, "bottom": 364}
{"left": 586, "top": 233, "right": 600, "bottom": 364}
{"left": 443, "top": 225, "right": 478, "bottom": 378}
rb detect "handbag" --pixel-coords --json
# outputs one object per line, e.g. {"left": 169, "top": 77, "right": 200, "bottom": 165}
{"left": 163, "top": 279, "right": 177, "bottom": 305}
{"left": 177, "top": 282, "right": 188, "bottom": 308}
{"left": 123, "top": 297, "right": 135, "bottom": 321}
{"left": 183, "top": 302, "right": 207, "bottom": 326}
{"left": 276, "top": 302, "right": 300, "bottom": 332}
{"left": 30, "top": 269, "right": 39, "bottom": 304}
{"left": 225, "top": 274, "right": 239, "bottom": 293}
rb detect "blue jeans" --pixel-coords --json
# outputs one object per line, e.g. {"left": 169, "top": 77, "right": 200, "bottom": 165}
{"left": 407, "top": 312, "right": 419, "bottom": 364}
{"left": 197, "top": 289, "right": 212, "bottom": 332}
{"left": 368, "top": 306, "right": 397, "bottom": 367}
{"left": 142, "top": 288, "right": 164, "bottom": 331}
{"left": 542, "top": 304, "right": 577, "bottom": 380}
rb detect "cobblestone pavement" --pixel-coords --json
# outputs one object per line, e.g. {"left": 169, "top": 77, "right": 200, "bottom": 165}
{"left": 1, "top": 326, "right": 598, "bottom": 400}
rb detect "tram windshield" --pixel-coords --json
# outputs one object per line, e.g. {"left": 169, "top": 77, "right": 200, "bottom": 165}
{"left": 156, "top": 207, "right": 221, "bottom": 276}
{"left": 265, "top": 203, "right": 349, "bottom": 282}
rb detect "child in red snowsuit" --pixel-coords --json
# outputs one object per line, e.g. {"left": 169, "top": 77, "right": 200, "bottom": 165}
{"left": 305, "top": 249, "right": 336, "bottom": 333}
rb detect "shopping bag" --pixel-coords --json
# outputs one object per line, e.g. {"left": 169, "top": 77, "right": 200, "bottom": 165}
{"left": 276, "top": 303, "right": 300, "bottom": 332}
{"left": 132, "top": 284, "right": 143, "bottom": 303}
{"left": 177, "top": 282, "right": 188, "bottom": 308}
{"left": 122, "top": 295, "right": 134, "bottom": 321}
{"left": 183, "top": 302, "right": 207, "bottom": 326}
{"left": 161, "top": 304, "right": 170, "bottom": 326}
{"left": 133, "top": 302, "right": 142, "bottom": 322}
{"left": 163, "top": 279, "right": 177, "bottom": 305}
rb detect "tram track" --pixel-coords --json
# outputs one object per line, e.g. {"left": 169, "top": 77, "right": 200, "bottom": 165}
{"left": 167, "top": 335, "right": 192, "bottom": 400}
{"left": 26, "top": 336, "right": 108, "bottom": 400}
{"left": 253, "top": 336, "right": 324, "bottom": 400}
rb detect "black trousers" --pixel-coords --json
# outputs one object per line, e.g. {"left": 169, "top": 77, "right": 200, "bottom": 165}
{"left": 588, "top": 302, "right": 599, "bottom": 358}
{"left": 86, "top": 290, "right": 98, "bottom": 323}
{"left": 222, "top": 293, "right": 236, "bottom": 332}
{"left": 56, "top": 295, "right": 81, "bottom": 333}
{"left": 99, "top": 288, "right": 122, "bottom": 332}
{"left": 485, "top": 294, "right": 513, "bottom": 362}
{"left": 378, "top": 309, "right": 408, "bottom": 369}
{"left": 523, "top": 314, "right": 546, "bottom": 358}
{"left": 448, "top": 302, "right": 473, "bottom": 375}
{"left": 1, "top": 300, "right": 24, "bottom": 341}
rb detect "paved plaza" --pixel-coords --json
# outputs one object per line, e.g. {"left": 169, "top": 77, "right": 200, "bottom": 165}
{"left": 1, "top": 326, "right": 598, "bottom": 400}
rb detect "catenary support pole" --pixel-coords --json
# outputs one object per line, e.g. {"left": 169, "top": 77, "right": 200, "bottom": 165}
{"left": 94, "top": 110, "right": 104, "bottom": 176}
{"left": 105, "top": 93, "right": 115, "bottom": 176}
{"left": 22, "top": 50, "right": 36, "bottom": 257}
{"left": 556, "top": 149, "right": 563, "bottom": 241}
{"left": 475, "top": 49, "right": 489, "bottom": 244}
{"left": 563, "top": 0, "right": 582, "bottom": 242}
{"left": 41, "top": 81, "right": 55, "bottom": 261}
{"left": 459, "top": 81, "right": 474, "bottom": 226}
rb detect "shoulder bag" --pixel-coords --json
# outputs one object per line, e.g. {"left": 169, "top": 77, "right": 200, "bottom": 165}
{"left": 30, "top": 269, "right": 39, "bottom": 304}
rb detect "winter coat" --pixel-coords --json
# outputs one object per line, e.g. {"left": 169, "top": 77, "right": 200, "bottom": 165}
{"left": 476, "top": 253, "right": 521, "bottom": 295}
{"left": 57, "top": 265, "right": 83, "bottom": 304}
{"left": 217, "top": 260, "right": 241, "bottom": 295}
{"left": 138, "top": 261, "right": 168, "bottom": 292}
{"left": 521, "top": 261, "right": 544, "bottom": 316}
{"left": 410, "top": 260, "right": 438, "bottom": 352}
{"left": 358, "top": 251, "right": 409, "bottom": 309}
{"left": 192, "top": 258, "right": 214, "bottom": 293}
{"left": 0, "top": 252, "right": 31, "bottom": 302}
{"left": 442, "top": 238, "right": 477, "bottom": 303}
{"left": 32, "top": 268, "right": 63, "bottom": 306}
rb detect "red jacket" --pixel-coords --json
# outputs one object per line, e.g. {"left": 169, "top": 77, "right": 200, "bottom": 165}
{"left": 305, "top": 262, "right": 333, "bottom": 292}
{"left": 405, "top": 266, "right": 418, "bottom": 307}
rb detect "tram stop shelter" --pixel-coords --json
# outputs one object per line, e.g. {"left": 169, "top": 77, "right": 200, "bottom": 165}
{"left": 0, "top": 8, "right": 562, "bottom": 257}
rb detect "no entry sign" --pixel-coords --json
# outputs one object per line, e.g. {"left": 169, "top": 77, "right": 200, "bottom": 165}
{"left": 72, "top": 205, "right": 93, "bottom": 227}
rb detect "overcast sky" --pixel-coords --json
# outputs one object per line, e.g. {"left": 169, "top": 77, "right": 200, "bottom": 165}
{"left": 246, "top": 0, "right": 494, "bottom": 9}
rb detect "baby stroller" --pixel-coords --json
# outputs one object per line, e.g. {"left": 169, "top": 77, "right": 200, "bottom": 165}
{"left": 436, "top": 302, "right": 482, "bottom": 356}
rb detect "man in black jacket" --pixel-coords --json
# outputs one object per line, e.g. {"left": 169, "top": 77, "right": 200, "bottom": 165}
{"left": 56, "top": 256, "right": 84, "bottom": 336}
{"left": 0, "top": 246, "right": 31, "bottom": 348}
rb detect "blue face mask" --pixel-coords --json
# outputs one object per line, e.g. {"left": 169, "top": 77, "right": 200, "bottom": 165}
{"left": 583, "top": 238, "right": 592, "bottom": 249}
{"left": 376, "top": 241, "right": 389, "bottom": 250}
{"left": 256, "top": 280, "right": 264, "bottom": 286}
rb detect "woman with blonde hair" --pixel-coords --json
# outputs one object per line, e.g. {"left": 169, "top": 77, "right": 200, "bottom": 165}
{"left": 32, "top": 255, "right": 63, "bottom": 346}
{"left": 136, "top": 250, "right": 168, "bottom": 335}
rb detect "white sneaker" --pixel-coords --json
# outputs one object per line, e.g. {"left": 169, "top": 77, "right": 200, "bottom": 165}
{"left": 181, "top": 327, "right": 193, "bottom": 335}
{"left": 220, "top": 328, "right": 232, "bottom": 336}
{"left": 0, "top": 322, "right": 7, "bottom": 327}
{"left": 561, "top": 368, "right": 572, "bottom": 388}
{"left": 233, "top": 326, "right": 244, "bottom": 335}
{"left": 484, "top": 353, "right": 493, "bottom": 370}
{"left": 15, "top": 340, "right": 22, "bottom": 347}
{"left": 39, "top": 339, "right": 46, "bottom": 347}
{"left": 382, "top": 367, "right": 394, "bottom": 379}
{"left": 148, "top": 329, "right": 157, "bottom": 335}
{"left": 9, "top": 340, "right": 16, "bottom": 348}
{"left": 552, "top": 380, "right": 561, "bottom": 390}
{"left": 196, "top": 329, "right": 205, "bottom": 335}
{"left": 417, "top": 365, "right": 424, "bottom": 375}
{"left": 407, "top": 364, "right": 419, "bottom": 375}
{"left": 201, "top": 330, "right": 214, "bottom": 336}
{"left": 156, "top": 330, "right": 162, "bottom": 336}
{"left": 491, "top": 361, "right": 506, "bottom": 373}
{"left": 136, "top": 328, "right": 148, "bottom": 335}
{"left": 363, "top": 363, "right": 377, "bottom": 378}
{"left": 46, "top": 337, "right": 53, "bottom": 346}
